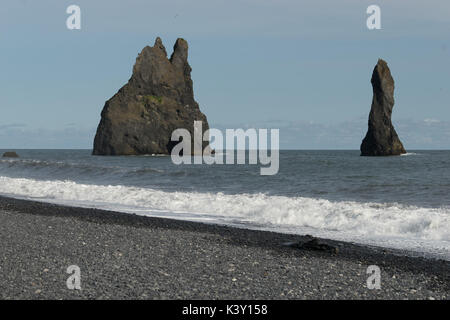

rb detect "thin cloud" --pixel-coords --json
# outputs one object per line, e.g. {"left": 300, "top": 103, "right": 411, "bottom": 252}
{"left": 0, "top": 123, "right": 27, "bottom": 130}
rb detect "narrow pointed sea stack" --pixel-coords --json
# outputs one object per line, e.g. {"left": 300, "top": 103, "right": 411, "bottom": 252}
{"left": 93, "top": 37, "right": 209, "bottom": 155}
{"left": 360, "top": 59, "right": 406, "bottom": 156}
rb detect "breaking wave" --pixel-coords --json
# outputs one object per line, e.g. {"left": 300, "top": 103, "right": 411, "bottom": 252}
{"left": 0, "top": 176, "right": 448, "bottom": 260}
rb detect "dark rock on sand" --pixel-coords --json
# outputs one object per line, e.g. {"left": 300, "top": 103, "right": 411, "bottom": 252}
{"left": 360, "top": 59, "right": 406, "bottom": 156}
{"left": 93, "top": 37, "right": 210, "bottom": 156}
{"left": 285, "top": 235, "right": 339, "bottom": 254}
{"left": 2, "top": 152, "right": 19, "bottom": 158}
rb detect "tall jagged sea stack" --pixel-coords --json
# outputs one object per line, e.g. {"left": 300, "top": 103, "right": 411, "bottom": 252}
{"left": 93, "top": 37, "right": 209, "bottom": 155}
{"left": 360, "top": 59, "right": 406, "bottom": 156}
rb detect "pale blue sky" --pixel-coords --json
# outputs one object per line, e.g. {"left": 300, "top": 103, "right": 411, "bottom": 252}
{"left": 0, "top": 0, "right": 449, "bottom": 149}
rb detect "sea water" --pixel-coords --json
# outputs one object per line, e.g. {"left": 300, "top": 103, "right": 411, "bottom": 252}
{"left": 0, "top": 150, "right": 449, "bottom": 260}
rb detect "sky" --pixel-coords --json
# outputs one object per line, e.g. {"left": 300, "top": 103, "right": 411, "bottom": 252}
{"left": 0, "top": 0, "right": 449, "bottom": 149}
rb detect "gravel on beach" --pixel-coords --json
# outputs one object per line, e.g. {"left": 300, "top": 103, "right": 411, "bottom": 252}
{"left": 0, "top": 196, "right": 448, "bottom": 300}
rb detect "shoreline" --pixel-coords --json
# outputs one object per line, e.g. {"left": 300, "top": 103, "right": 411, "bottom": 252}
{"left": 0, "top": 195, "right": 448, "bottom": 299}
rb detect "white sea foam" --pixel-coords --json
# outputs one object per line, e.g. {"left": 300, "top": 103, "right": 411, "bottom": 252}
{"left": 400, "top": 152, "right": 420, "bottom": 156}
{"left": 0, "top": 176, "right": 449, "bottom": 259}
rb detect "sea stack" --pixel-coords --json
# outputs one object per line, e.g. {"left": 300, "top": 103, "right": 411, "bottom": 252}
{"left": 93, "top": 37, "right": 210, "bottom": 155}
{"left": 360, "top": 59, "right": 406, "bottom": 156}
{"left": 2, "top": 152, "right": 19, "bottom": 158}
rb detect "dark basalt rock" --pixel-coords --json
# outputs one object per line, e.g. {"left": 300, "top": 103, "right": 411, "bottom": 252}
{"left": 361, "top": 59, "right": 406, "bottom": 156}
{"left": 93, "top": 37, "right": 210, "bottom": 155}
{"left": 284, "top": 235, "right": 339, "bottom": 254}
{"left": 2, "top": 152, "right": 19, "bottom": 158}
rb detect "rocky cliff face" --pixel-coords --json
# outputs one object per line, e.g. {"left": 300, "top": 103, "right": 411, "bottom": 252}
{"left": 93, "top": 37, "right": 209, "bottom": 155}
{"left": 360, "top": 59, "right": 406, "bottom": 156}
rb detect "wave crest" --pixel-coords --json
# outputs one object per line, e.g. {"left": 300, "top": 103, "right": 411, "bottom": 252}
{"left": 0, "top": 175, "right": 448, "bottom": 242}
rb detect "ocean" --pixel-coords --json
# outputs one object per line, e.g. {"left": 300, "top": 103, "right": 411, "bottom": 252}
{"left": 0, "top": 149, "right": 449, "bottom": 260}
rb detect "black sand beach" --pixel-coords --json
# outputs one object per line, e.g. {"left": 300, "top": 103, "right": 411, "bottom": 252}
{"left": 0, "top": 195, "right": 448, "bottom": 300}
